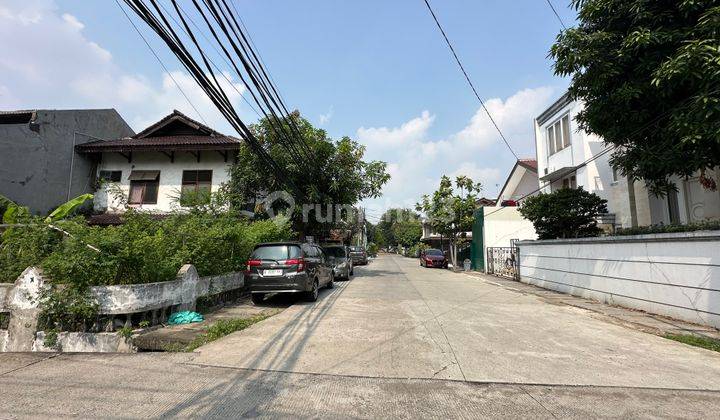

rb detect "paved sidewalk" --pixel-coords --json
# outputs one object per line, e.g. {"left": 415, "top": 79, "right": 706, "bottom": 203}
{"left": 465, "top": 271, "right": 720, "bottom": 340}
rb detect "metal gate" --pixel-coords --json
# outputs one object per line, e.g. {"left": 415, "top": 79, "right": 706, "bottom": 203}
{"left": 486, "top": 246, "right": 519, "bottom": 280}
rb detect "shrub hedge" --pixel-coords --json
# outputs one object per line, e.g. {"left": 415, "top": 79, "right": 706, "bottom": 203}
{"left": 614, "top": 219, "right": 720, "bottom": 236}
{"left": 0, "top": 211, "right": 293, "bottom": 287}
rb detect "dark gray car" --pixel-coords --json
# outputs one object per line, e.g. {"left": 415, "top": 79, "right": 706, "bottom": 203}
{"left": 349, "top": 246, "right": 368, "bottom": 265}
{"left": 246, "top": 242, "right": 334, "bottom": 304}
{"left": 323, "top": 245, "right": 353, "bottom": 280}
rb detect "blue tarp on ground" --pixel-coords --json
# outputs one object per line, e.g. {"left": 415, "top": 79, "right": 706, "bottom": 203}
{"left": 167, "top": 311, "right": 204, "bottom": 325}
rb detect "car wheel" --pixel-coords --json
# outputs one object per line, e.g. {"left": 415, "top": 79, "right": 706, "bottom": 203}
{"left": 251, "top": 293, "right": 265, "bottom": 305}
{"left": 305, "top": 280, "right": 319, "bottom": 302}
{"left": 327, "top": 273, "right": 335, "bottom": 289}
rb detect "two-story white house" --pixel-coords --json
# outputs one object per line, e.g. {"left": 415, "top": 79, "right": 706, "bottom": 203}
{"left": 534, "top": 93, "right": 720, "bottom": 228}
{"left": 76, "top": 110, "right": 241, "bottom": 224}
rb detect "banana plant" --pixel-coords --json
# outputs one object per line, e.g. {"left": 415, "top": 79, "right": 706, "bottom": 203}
{"left": 44, "top": 194, "right": 93, "bottom": 223}
{"left": 1, "top": 193, "right": 93, "bottom": 224}
{"left": 1, "top": 193, "right": 99, "bottom": 251}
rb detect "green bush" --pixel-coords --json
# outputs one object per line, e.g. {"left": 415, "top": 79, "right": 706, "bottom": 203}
{"left": 519, "top": 188, "right": 608, "bottom": 240}
{"left": 0, "top": 211, "right": 293, "bottom": 286}
{"left": 406, "top": 243, "right": 429, "bottom": 258}
{"left": 615, "top": 220, "right": 720, "bottom": 236}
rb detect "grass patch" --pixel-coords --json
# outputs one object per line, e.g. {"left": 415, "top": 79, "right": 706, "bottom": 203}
{"left": 176, "top": 315, "right": 270, "bottom": 352}
{"left": 665, "top": 333, "right": 720, "bottom": 353}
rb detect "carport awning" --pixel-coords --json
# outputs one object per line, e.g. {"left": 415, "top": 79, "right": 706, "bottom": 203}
{"left": 539, "top": 166, "right": 577, "bottom": 183}
{"left": 128, "top": 170, "right": 160, "bottom": 181}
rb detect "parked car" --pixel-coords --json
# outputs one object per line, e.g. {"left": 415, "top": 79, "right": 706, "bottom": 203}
{"left": 349, "top": 246, "right": 368, "bottom": 265}
{"left": 246, "top": 242, "right": 334, "bottom": 304}
{"left": 322, "top": 245, "right": 353, "bottom": 280}
{"left": 420, "top": 248, "right": 448, "bottom": 268}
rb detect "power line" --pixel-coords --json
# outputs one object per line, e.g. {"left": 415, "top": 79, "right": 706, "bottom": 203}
{"left": 123, "top": 0, "right": 317, "bottom": 195}
{"left": 122, "top": 0, "right": 304, "bottom": 197}
{"left": 114, "top": 0, "right": 208, "bottom": 125}
{"left": 156, "top": 0, "right": 262, "bottom": 118}
{"left": 421, "top": 0, "right": 519, "bottom": 160}
{"left": 545, "top": 0, "right": 567, "bottom": 30}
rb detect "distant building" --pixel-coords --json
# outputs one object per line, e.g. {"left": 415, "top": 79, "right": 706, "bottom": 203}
{"left": 75, "top": 110, "right": 241, "bottom": 223}
{"left": 534, "top": 93, "right": 720, "bottom": 228}
{"left": 0, "top": 109, "right": 134, "bottom": 215}
{"left": 496, "top": 159, "right": 538, "bottom": 205}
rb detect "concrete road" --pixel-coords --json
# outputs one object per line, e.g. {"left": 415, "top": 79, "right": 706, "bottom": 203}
{"left": 194, "top": 254, "right": 720, "bottom": 388}
{"left": 2, "top": 254, "right": 720, "bottom": 418}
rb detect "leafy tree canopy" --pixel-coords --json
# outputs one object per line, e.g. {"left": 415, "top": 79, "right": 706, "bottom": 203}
{"left": 551, "top": 0, "right": 720, "bottom": 194}
{"left": 415, "top": 175, "right": 482, "bottom": 266}
{"left": 376, "top": 208, "right": 420, "bottom": 247}
{"left": 226, "top": 111, "right": 390, "bottom": 234}
{"left": 392, "top": 219, "right": 423, "bottom": 247}
{"left": 519, "top": 188, "right": 608, "bottom": 240}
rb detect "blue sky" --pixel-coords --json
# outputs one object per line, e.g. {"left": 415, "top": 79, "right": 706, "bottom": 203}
{"left": 0, "top": 0, "right": 576, "bottom": 216}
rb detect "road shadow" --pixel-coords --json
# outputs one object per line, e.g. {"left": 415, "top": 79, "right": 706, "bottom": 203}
{"left": 160, "top": 273, "right": 355, "bottom": 417}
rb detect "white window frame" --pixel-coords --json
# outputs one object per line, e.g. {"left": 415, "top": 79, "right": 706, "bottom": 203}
{"left": 547, "top": 114, "right": 572, "bottom": 156}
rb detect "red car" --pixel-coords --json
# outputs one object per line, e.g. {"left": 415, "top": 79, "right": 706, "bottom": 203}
{"left": 420, "top": 249, "right": 448, "bottom": 268}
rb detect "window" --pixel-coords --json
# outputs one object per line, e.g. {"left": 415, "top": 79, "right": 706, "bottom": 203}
{"left": 611, "top": 167, "right": 619, "bottom": 183}
{"left": 128, "top": 170, "right": 160, "bottom": 205}
{"left": 181, "top": 170, "right": 212, "bottom": 205}
{"left": 547, "top": 114, "right": 572, "bottom": 155}
{"left": 562, "top": 175, "right": 577, "bottom": 189}
{"left": 323, "top": 247, "right": 346, "bottom": 257}
{"left": 251, "top": 245, "right": 301, "bottom": 261}
{"left": 99, "top": 170, "right": 122, "bottom": 182}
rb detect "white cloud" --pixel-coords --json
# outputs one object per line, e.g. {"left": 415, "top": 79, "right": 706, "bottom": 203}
{"left": 358, "top": 87, "right": 557, "bottom": 210}
{"left": 319, "top": 106, "right": 334, "bottom": 125}
{"left": 0, "top": 0, "right": 248, "bottom": 134}
{"left": 357, "top": 110, "right": 435, "bottom": 148}
{"left": 451, "top": 87, "right": 555, "bottom": 152}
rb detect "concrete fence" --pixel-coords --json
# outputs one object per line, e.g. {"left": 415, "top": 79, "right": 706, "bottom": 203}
{"left": 517, "top": 231, "right": 720, "bottom": 329}
{"left": 0, "top": 265, "right": 244, "bottom": 352}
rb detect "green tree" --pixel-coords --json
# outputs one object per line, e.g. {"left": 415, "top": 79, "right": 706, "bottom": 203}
{"left": 226, "top": 111, "right": 390, "bottom": 235}
{"left": 551, "top": 1, "right": 720, "bottom": 195}
{"left": 519, "top": 188, "right": 608, "bottom": 240}
{"left": 392, "top": 219, "right": 423, "bottom": 247}
{"left": 376, "top": 208, "right": 420, "bottom": 248}
{"left": 416, "top": 175, "right": 482, "bottom": 268}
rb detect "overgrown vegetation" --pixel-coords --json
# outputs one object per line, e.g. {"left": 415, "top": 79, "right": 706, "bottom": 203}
{"left": 0, "top": 211, "right": 292, "bottom": 286}
{"left": 0, "top": 209, "right": 292, "bottom": 331}
{"left": 170, "top": 315, "right": 271, "bottom": 352}
{"left": 519, "top": 188, "right": 608, "bottom": 240}
{"left": 665, "top": 334, "right": 720, "bottom": 353}
{"left": 615, "top": 220, "right": 720, "bottom": 236}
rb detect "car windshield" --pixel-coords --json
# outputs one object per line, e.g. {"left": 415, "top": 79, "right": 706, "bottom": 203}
{"left": 251, "top": 245, "right": 301, "bottom": 261}
{"left": 323, "top": 247, "right": 346, "bottom": 257}
{"left": 426, "top": 249, "right": 443, "bottom": 256}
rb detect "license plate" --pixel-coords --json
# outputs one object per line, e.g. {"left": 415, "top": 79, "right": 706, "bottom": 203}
{"left": 263, "top": 269, "right": 283, "bottom": 276}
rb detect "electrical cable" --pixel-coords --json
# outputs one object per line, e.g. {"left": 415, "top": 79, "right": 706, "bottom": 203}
{"left": 421, "top": 0, "right": 520, "bottom": 160}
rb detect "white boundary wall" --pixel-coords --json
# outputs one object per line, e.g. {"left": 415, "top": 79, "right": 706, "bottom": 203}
{"left": 483, "top": 206, "right": 537, "bottom": 250}
{"left": 518, "top": 231, "right": 720, "bottom": 329}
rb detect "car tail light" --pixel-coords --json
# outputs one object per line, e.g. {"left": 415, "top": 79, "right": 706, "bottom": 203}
{"left": 246, "top": 259, "right": 262, "bottom": 271}
{"left": 282, "top": 258, "right": 305, "bottom": 272}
